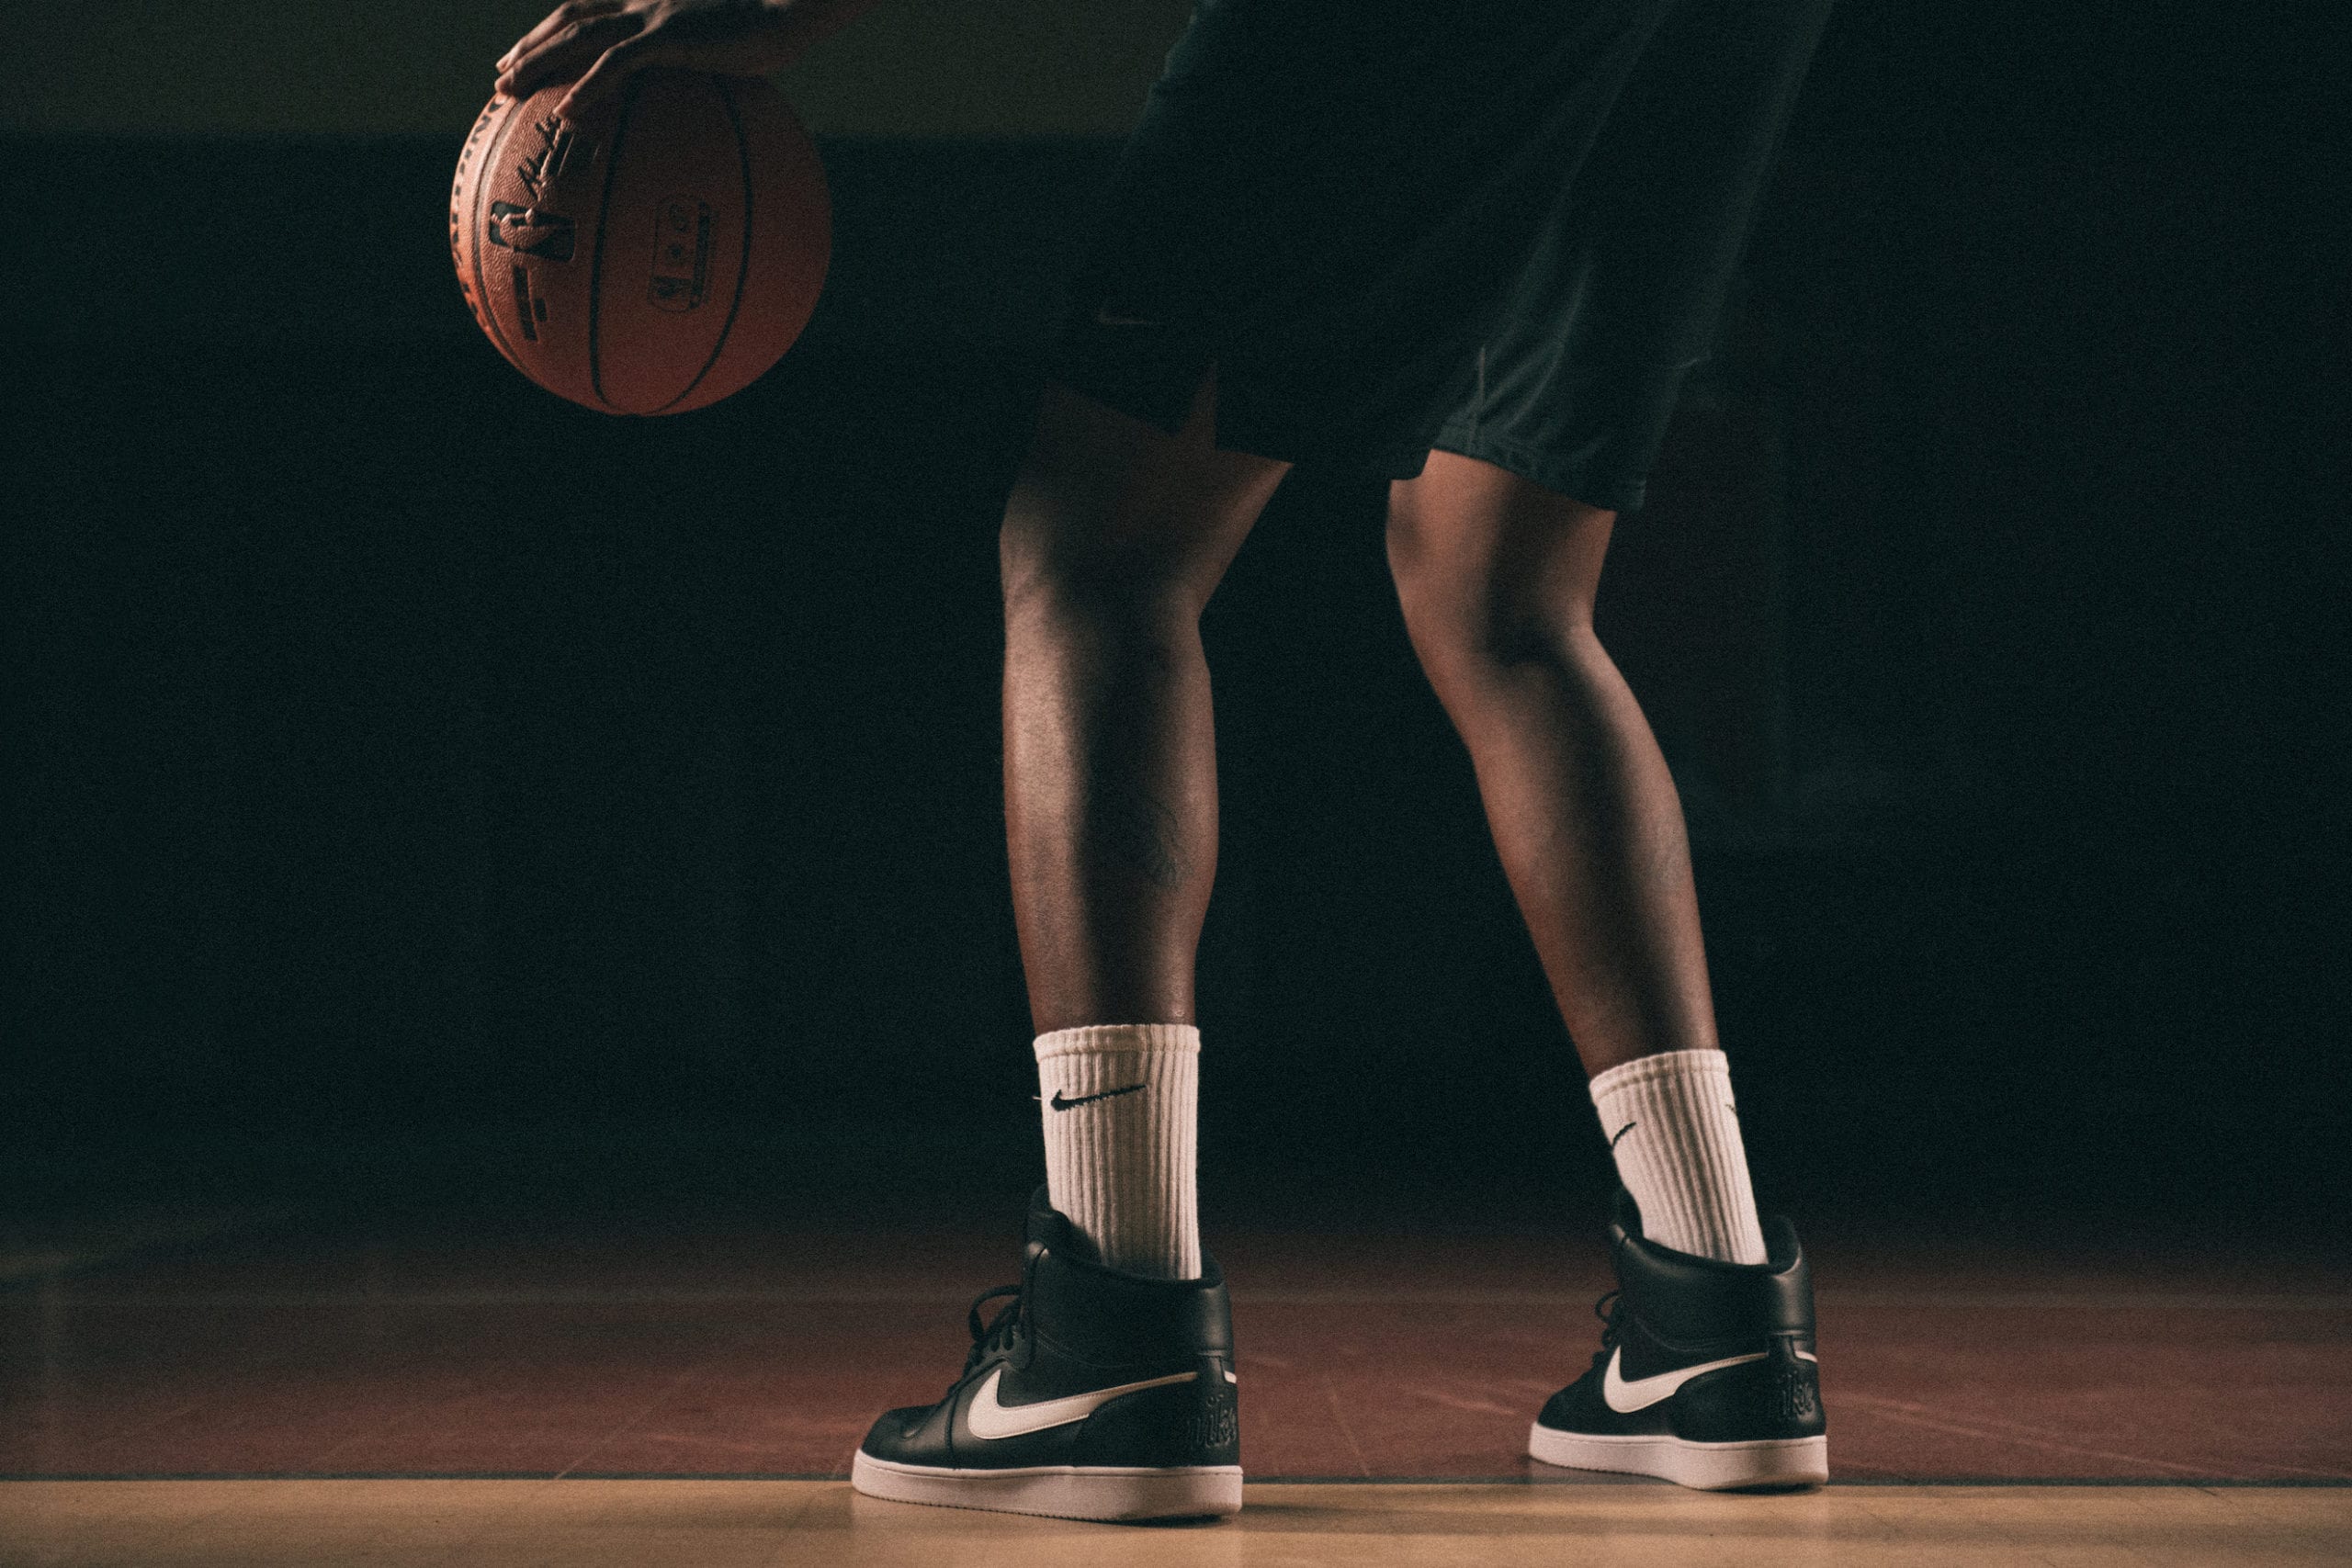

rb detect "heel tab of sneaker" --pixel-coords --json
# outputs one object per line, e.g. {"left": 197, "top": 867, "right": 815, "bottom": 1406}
{"left": 1610, "top": 1188, "right": 1807, "bottom": 1276}
{"left": 1610, "top": 1190, "right": 1815, "bottom": 1344}
{"left": 1028, "top": 1247, "right": 1233, "bottom": 1365}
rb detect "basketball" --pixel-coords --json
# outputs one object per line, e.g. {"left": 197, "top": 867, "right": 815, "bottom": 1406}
{"left": 449, "top": 70, "right": 830, "bottom": 416}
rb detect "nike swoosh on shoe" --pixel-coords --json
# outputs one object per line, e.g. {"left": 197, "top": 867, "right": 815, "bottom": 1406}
{"left": 1600, "top": 1346, "right": 1818, "bottom": 1415}
{"left": 966, "top": 1368, "right": 1199, "bottom": 1440}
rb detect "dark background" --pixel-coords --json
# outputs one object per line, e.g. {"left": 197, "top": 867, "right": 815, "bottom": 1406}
{"left": 2, "top": 3, "right": 2340, "bottom": 1228}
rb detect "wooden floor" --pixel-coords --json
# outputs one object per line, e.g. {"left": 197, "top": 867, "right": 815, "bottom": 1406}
{"left": 6, "top": 1181, "right": 2346, "bottom": 1562}
{"left": 5, "top": 1479, "right": 2347, "bottom": 1566}
{"left": 7, "top": 1196, "right": 2347, "bottom": 1483}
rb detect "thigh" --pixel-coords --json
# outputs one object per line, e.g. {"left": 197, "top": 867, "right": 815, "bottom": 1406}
{"left": 1041, "top": 0, "right": 1685, "bottom": 481}
{"left": 1430, "top": 0, "right": 1840, "bottom": 513}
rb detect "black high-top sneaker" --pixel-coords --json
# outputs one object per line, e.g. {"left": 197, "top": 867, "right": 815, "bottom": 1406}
{"left": 850, "top": 1187, "right": 1242, "bottom": 1520}
{"left": 1528, "top": 1187, "right": 1827, "bottom": 1490}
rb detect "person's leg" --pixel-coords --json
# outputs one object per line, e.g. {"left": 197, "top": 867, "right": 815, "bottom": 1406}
{"left": 1386, "top": 449, "right": 1713, "bottom": 1077}
{"left": 1389, "top": 449, "right": 1824, "bottom": 1490}
{"left": 1001, "top": 367, "right": 1288, "bottom": 1284}
{"left": 1001, "top": 370, "right": 1289, "bottom": 1037}
{"left": 1385, "top": 449, "right": 1766, "bottom": 1265}
{"left": 849, "top": 367, "right": 1281, "bottom": 1522}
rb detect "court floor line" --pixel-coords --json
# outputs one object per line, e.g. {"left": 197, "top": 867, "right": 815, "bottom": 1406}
{"left": 4, "top": 1478, "right": 2346, "bottom": 1568}
{"left": 1832, "top": 1392, "right": 2352, "bottom": 1483}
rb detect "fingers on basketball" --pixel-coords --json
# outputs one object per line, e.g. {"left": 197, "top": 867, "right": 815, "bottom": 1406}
{"left": 499, "top": 2, "right": 642, "bottom": 99}
{"left": 557, "top": 33, "right": 668, "bottom": 118}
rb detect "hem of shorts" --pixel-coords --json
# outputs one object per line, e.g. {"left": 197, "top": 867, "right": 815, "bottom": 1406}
{"left": 1429, "top": 427, "right": 1649, "bottom": 513}
{"left": 1032, "top": 343, "right": 1441, "bottom": 482}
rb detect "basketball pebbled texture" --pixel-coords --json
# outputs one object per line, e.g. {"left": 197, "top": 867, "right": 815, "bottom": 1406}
{"left": 450, "top": 70, "right": 831, "bottom": 415}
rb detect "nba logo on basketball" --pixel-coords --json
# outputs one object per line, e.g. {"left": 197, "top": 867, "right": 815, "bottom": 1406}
{"left": 650, "top": 197, "right": 711, "bottom": 312}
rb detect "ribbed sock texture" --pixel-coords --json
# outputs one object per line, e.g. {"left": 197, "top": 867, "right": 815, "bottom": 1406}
{"left": 1035, "top": 1023, "right": 1201, "bottom": 1280}
{"left": 1590, "top": 1048, "right": 1770, "bottom": 1266}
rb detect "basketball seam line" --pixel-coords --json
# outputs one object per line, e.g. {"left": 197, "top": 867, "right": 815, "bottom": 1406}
{"left": 587, "top": 77, "right": 642, "bottom": 414}
{"left": 471, "top": 96, "right": 535, "bottom": 376}
{"left": 652, "top": 77, "right": 755, "bottom": 415}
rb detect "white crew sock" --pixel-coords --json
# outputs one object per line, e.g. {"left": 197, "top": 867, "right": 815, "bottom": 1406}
{"left": 1035, "top": 1022, "right": 1201, "bottom": 1280}
{"left": 1590, "top": 1048, "right": 1770, "bottom": 1266}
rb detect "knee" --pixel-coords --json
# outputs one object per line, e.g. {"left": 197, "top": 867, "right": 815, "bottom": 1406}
{"left": 1385, "top": 507, "right": 1593, "bottom": 676}
{"left": 999, "top": 499, "right": 1201, "bottom": 639}
{"left": 1385, "top": 457, "right": 1619, "bottom": 676}
{"left": 996, "top": 376, "right": 1280, "bottom": 634}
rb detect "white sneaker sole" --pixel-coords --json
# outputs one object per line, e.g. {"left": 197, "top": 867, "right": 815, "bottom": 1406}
{"left": 1527, "top": 1424, "right": 1829, "bottom": 1490}
{"left": 850, "top": 1449, "right": 1244, "bottom": 1520}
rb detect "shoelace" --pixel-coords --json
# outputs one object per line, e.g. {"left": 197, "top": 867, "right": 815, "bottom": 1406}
{"left": 961, "top": 1282, "right": 1023, "bottom": 1378}
{"left": 1589, "top": 1287, "right": 1625, "bottom": 1371}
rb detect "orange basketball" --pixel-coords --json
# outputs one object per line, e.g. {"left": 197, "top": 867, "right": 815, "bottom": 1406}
{"left": 450, "top": 70, "right": 831, "bottom": 415}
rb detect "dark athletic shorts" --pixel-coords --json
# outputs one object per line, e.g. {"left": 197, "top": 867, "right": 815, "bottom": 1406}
{"left": 1038, "top": 0, "right": 1836, "bottom": 512}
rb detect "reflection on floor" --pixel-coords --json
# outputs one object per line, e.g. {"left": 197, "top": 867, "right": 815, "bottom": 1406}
{"left": 6, "top": 1479, "right": 2349, "bottom": 1568}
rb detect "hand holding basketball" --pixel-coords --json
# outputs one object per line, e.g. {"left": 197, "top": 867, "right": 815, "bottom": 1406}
{"left": 495, "top": 0, "right": 867, "bottom": 119}
{"left": 463, "top": 0, "right": 870, "bottom": 414}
